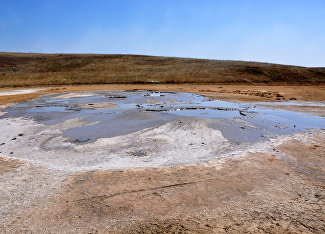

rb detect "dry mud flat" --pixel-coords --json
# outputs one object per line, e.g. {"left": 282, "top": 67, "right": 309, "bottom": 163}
{"left": 0, "top": 88, "right": 324, "bottom": 233}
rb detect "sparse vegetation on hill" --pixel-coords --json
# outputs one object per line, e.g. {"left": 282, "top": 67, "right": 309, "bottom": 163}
{"left": 0, "top": 52, "right": 324, "bottom": 87}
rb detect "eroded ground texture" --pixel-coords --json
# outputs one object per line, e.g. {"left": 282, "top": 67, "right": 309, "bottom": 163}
{"left": 0, "top": 87, "right": 324, "bottom": 233}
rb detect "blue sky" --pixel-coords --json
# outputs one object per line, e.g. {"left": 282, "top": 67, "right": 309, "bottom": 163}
{"left": 0, "top": 0, "right": 324, "bottom": 67}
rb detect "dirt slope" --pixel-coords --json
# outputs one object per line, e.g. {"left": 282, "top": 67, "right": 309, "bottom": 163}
{"left": 0, "top": 52, "right": 324, "bottom": 87}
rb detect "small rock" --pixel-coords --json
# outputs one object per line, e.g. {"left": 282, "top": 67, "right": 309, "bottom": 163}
{"left": 239, "top": 111, "right": 247, "bottom": 116}
{"left": 73, "top": 137, "right": 90, "bottom": 143}
{"left": 11, "top": 138, "right": 17, "bottom": 140}
{"left": 130, "top": 151, "right": 147, "bottom": 157}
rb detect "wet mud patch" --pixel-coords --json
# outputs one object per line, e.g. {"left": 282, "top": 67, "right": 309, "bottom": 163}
{"left": 0, "top": 90, "right": 324, "bottom": 170}
{"left": 2, "top": 90, "right": 325, "bottom": 144}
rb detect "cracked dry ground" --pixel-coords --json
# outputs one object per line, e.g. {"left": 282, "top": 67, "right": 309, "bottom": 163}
{"left": 1, "top": 132, "right": 324, "bottom": 233}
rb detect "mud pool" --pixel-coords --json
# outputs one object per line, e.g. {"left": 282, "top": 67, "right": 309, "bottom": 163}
{"left": 3, "top": 90, "right": 325, "bottom": 144}
{"left": 0, "top": 90, "right": 324, "bottom": 170}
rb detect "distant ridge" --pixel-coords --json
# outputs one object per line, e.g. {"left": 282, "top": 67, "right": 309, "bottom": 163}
{"left": 0, "top": 52, "right": 324, "bottom": 87}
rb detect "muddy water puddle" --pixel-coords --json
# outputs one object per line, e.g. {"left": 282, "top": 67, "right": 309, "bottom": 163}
{"left": 2, "top": 90, "right": 325, "bottom": 145}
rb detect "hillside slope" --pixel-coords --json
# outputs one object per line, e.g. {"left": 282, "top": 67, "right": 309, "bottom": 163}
{"left": 0, "top": 52, "right": 324, "bottom": 87}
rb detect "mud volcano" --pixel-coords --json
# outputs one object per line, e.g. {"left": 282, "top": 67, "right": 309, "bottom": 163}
{"left": 0, "top": 90, "right": 324, "bottom": 171}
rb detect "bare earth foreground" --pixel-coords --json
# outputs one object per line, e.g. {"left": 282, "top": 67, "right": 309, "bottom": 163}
{"left": 0, "top": 85, "right": 325, "bottom": 233}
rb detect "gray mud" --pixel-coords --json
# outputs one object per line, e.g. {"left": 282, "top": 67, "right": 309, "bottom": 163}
{"left": 2, "top": 90, "right": 325, "bottom": 144}
{"left": 0, "top": 90, "right": 325, "bottom": 171}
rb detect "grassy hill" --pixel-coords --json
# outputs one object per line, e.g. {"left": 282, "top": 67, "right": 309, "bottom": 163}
{"left": 0, "top": 52, "right": 324, "bottom": 87}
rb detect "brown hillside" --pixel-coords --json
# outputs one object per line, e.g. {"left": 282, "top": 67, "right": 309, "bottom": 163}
{"left": 0, "top": 52, "right": 324, "bottom": 87}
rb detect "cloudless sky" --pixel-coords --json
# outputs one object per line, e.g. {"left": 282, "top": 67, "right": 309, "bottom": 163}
{"left": 0, "top": 0, "right": 324, "bottom": 67}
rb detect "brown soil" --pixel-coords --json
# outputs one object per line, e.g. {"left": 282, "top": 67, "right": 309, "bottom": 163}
{"left": 4, "top": 132, "right": 325, "bottom": 233}
{"left": 0, "top": 157, "right": 22, "bottom": 175}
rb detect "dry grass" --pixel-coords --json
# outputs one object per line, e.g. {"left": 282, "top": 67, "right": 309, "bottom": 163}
{"left": 0, "top": 52, "right": 324, "bottom": 88}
